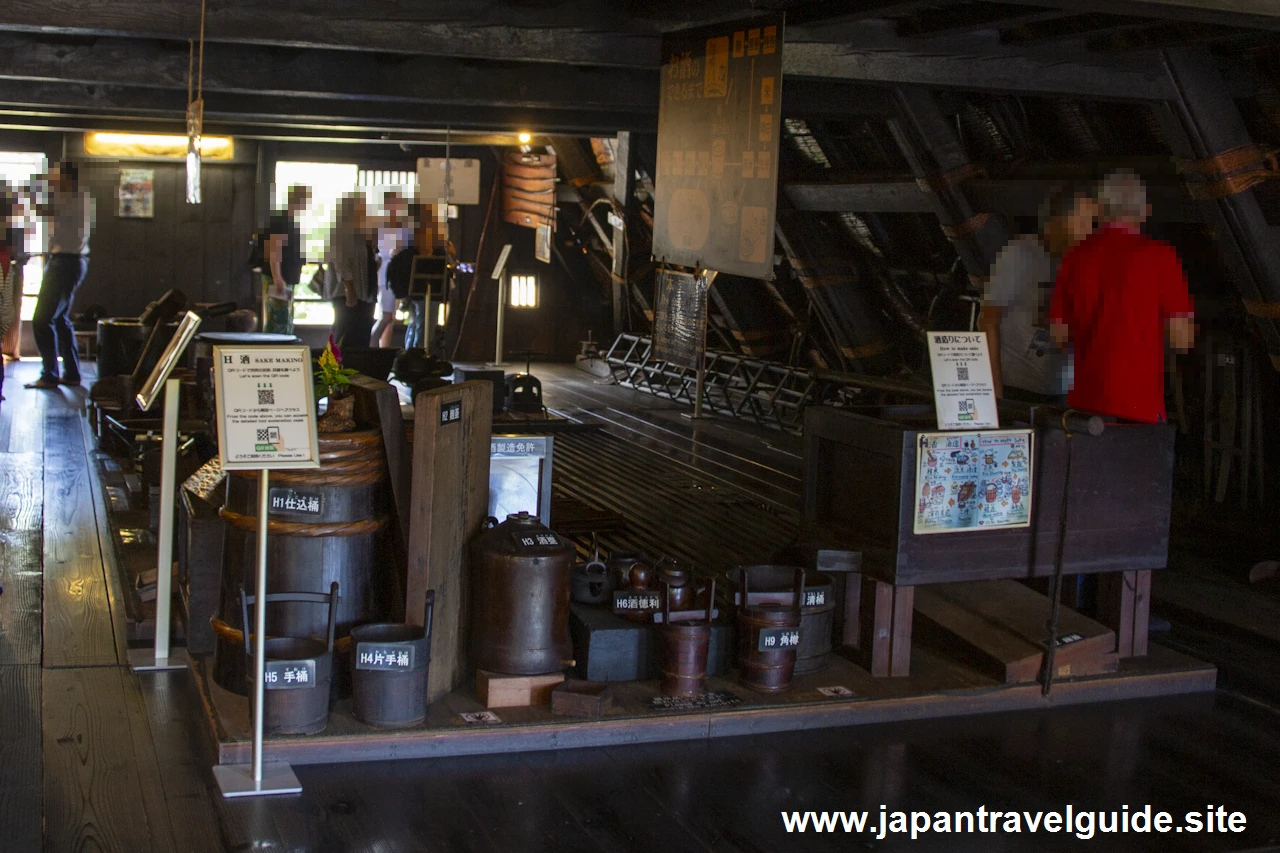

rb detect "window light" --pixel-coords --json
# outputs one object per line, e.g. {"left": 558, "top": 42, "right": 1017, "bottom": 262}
{"left": 510, "top": 274, "right": 538, "bottom": 308}
{"left": 84, "top": 132, "right": 234, "bottom": 160}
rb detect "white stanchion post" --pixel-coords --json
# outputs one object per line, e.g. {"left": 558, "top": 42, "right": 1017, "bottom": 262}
{"left": 130, "top": 377, "right": 189, "bottom": 672}
{"left": 212, "top": 467, "right": 301, "bottom": 797}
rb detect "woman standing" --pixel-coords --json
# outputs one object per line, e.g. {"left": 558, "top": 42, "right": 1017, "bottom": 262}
{"left": 371, "top": 190, "right": 411, "bottom": 347}
{"left": 326, "top": 193, "right": 378, "bottom": 349}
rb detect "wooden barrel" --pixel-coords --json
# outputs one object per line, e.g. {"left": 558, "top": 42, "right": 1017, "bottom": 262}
{"left": 732, "top": 566, "right": 835, "bottom": 674}
{"left": 737, "top": 605, "right": 800, "bottom": 692}
{"left": 659, "top": 622, "right": 711, "bottom": 696}
{"left": 349, "top": 623, "right": 430, "bottom": 728}
{"left": 212, "top": 430, "right": 393, "bottom": 694}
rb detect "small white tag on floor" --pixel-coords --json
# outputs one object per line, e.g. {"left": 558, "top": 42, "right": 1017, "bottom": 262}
{"left": 927, "top": 332, "right": 999, "bottom": 430}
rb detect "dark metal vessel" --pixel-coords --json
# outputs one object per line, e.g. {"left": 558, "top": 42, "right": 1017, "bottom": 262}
{"left": 471, "top": 512, "right": 574, "bottom": 675}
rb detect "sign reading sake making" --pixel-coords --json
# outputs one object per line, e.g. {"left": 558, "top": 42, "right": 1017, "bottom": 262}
{"left": 927, "top": 332, "right": 999, "bottom": 430}
{"left": 213, "top": 345, "right": 320, "bottom": 471}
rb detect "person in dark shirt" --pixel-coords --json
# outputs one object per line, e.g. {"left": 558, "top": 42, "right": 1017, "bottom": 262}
{"left": 327, "top": 193, "right": 379, "bottom": 348}
{"left": 262, "top": 184, "right": 311, "bottom": 335}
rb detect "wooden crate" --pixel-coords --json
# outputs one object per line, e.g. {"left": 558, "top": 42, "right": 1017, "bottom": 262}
{"left": 476, "top": 671, "right": 565, "bottom": 708}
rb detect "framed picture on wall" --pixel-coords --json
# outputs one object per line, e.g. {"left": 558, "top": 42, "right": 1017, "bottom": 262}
{"left": 535, "top": 223, "right": 552, "bottom": 264}
{"left": 118, "top": 168, "right": 155, "bottom": 218}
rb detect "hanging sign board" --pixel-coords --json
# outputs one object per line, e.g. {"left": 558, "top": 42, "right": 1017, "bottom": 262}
{"left": 652, "top": 269, "right": 711, "bottom": 370}
{"left": 416, "top": 157, "right": 481, "bottom": 205}
{"left": 913, "top": 429, "right": 1034, "bottom": 535}
{"left": 652, "top": 14, "right": 784, "bottom": 280}
{"left": 213, "top": 345, "right": 320, "bottom": 471}
{"left": 927, "top": 332, "right": 999, "bottom": 430}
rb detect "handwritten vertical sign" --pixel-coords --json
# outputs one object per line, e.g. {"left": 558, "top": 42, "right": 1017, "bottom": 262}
{"left": 927, "top": 332, "right": 999, "bottom": 430}
{"left": 652, "top": 14, "right": 784, "bottom": 279}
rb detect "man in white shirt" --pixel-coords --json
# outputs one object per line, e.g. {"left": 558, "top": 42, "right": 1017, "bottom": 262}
{"left": 979, "top": 182, "right": 1096, "bottom": 402}
{"left": 26, "top": 161, "right": 95, "bottom": 389}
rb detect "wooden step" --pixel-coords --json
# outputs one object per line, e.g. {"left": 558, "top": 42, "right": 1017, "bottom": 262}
{"left": 914, "top": 579, "right": 1118, "bottom": 684}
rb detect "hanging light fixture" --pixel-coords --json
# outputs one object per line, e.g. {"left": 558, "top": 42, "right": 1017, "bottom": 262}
{"left": 185, "top": 0, "right": 207, "bottom": 204}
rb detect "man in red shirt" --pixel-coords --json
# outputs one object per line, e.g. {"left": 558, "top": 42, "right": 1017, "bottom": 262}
{"left": 1048, "top": 170, "right": 1196, "bottom": 423}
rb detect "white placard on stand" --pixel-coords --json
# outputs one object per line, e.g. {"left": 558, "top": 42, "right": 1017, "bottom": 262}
{"left": 130, "top": 310, "right": 203, "bottom": 674}
{"left": 927, "top": 331, "right": 999, "bottom": 430}
{"left": 210, "top": 344, "right": 319, "bottom": 799}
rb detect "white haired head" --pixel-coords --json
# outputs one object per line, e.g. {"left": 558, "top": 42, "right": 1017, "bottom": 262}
{"left": 1097, "top": 169, "right": 1149, "bottom": 224}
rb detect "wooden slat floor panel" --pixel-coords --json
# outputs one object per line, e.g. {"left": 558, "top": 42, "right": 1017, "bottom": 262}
{"left": 43, "top": 411, "right": 119, "bottom": 668}
{"left": 0, "top": 530, "right": 43, "bottom": 665}
{"left": 0, "top": 664, "right": 42, "bottom": 853}
{"left": 42, "top": 667, "right": 163, "bottom": 853}
{"left": 0, "top": 452, "right": 43, "bottom": 531}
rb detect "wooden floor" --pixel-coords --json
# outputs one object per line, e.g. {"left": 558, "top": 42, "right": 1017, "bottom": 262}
{"left": 4, "top": 357, "right": 1280, "bottom": 851}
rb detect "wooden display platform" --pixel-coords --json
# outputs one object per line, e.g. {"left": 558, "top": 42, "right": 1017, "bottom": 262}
{"left": 190, "top": 643, "right": 1215, "bottom": 767}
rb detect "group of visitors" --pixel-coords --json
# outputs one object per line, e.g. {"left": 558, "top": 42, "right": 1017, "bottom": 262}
{"left": 981, "top": 169, "right": 1196, "bottom": 424}
{"left": 260, "top": 185, "right": 448, "bottom": 351}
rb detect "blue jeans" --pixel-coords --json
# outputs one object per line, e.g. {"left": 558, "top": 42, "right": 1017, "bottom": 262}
{"left": 403, "top": 299, "right": 426, "bottom": 349}
{"left": 33, "top": 254, "right": 88, "bottom": 382}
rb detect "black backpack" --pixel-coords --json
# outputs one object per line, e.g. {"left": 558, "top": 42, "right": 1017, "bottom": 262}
{"left": 247, "top": 229, "right": 270, "bottom": 272}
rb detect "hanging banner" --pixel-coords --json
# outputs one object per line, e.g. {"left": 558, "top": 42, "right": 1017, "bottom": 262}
{"left": 652, "top": 14, "right": 784, "bottom": 280}
{"left": 213, "top": 345, "right": 320, "bottom": 470}
{"left": 652, "top": 269, "right": 710, "bottom": 370}
{"left": 913, "top": 429, "right": 1034, "bottom": 535}
{"left": 927, "top": 331, "right": 999, "bottom": 430}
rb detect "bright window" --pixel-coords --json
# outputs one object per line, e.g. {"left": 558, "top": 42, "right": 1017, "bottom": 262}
{"left": 0, "top": 151, "right": 49, "bottom": 320}
{"left": 274, "top": 161, "right": 358, "bottom": 325}
{"left": 510, "top": 274, "right": 538, "bottom": 308}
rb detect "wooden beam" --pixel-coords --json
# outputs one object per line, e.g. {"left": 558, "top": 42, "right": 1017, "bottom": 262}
{"left": 781, "top": 33, "right": 1177, "bottom": 100}
{"left": 785, "top": 177, "right": 1201, "bottom": 222}
{"left": 0, "top": 1, "right": 660, "bottom": 68}
{"left": 1001, "top": 0, "right": 1280, "bottom": 30}
{"left": 897, "top": 4, "right": 1078, "bottom": 38}
{"left": 0, "top": 34, "right": 657, "bottom": 113}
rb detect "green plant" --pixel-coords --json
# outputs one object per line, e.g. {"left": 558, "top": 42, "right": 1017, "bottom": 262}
{"left": 315, "top": 333, "right": 358, "bottom": 399}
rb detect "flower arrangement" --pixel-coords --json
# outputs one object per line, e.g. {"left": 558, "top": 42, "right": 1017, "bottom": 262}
{"left": 315, "top": 334, "right": 357, "bottom": 401}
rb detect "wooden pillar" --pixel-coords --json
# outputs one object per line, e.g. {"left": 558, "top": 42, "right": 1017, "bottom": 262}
{"left": 611, "top": 131, "right": 635, "bottom": 338}
{"left": 405, "top": 380, "right": 494, "bottom": 704}
{"left": 888, "top": 86, "right": 1010, "bottom": 284}
{"left": 858, "top": 578, "right": 914, "bottom": 678}
{"left": 1157, "top": 46, "right": 1280, "bottom": 371}
{"left": 1097, "top": 569, "right": 1151, "bottom": 658}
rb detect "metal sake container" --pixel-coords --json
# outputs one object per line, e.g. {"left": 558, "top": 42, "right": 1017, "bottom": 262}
{"left": 471, "top": 512, "right": 575, "bottom": 675}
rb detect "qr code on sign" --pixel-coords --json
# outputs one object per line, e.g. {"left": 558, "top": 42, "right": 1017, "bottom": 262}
{"left": 257, "top": 428, "right": 270, "bottom": 442}
{"left": 258, "top": 389, "right": 275, "bottom": 405}
{"left": 956, "top": 366, "right": 970, "bottom": 381}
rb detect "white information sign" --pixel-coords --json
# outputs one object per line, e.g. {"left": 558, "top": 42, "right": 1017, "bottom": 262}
{"left": 213, "top": 345, "right": 320, "bottom": 471}
{"left": 927, "top": 332, "right": 999, "bottom": 430}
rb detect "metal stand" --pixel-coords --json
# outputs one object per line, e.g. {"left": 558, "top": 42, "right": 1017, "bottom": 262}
{"left": 214, "top": 467, "right": 302, "bottom": 798}
{"left": 680, "top": 367, "right": 714, "bottom": 421}
{"left": 492, "top": 271, "right": 508, "bottom": 367}
{"left": 130, "top": 377, "right": 189, "bottom": 672}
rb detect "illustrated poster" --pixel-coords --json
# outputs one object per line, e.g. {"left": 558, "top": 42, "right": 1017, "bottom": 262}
{"left": 118, "top": 168, "right": 155, "bottom": 218}
{"left": 913, "top": 430, "right": 1033, "bottom": 535}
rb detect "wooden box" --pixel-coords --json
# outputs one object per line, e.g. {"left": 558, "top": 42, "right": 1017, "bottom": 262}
{"left": 551, "top": 681, "right": 614, "bottom": 719}
{"left": 802, "top": 406, "right": 1176, "bottom": 586}
{"left": 476, "top": 670, "right": 565, "bottom": 708}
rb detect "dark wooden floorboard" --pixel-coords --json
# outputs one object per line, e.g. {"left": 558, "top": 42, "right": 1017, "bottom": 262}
{"left": 42, "top": 666, "right": 162, "bottom": 853}
{"left": 0, "top": 664, "right": 42, "bottom": 853}
{"left": 0, "top": 451, "right": 43, "bottom": 532}
{"left": 131, "top": 672, "right": 226, "bottom": 853}
{"left": 3, "top": 363, "right": 47, "bottom": 454}
{"left": 43, "top": 411, "right": 119, "bottom": 668}
{"left": 82, "top": 422, "right": 132, "bottom": 667}
{"left": 0, "top": 530, "right": 43, "bottom": 665}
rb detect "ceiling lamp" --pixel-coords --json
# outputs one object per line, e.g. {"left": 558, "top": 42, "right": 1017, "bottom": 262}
{"left": 83, "top": 132, "right": 234, "bottom": 160}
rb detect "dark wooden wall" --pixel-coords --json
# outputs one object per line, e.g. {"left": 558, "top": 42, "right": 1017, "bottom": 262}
{"left": 76, "top": 161, "right": 257, "bottom": 317}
